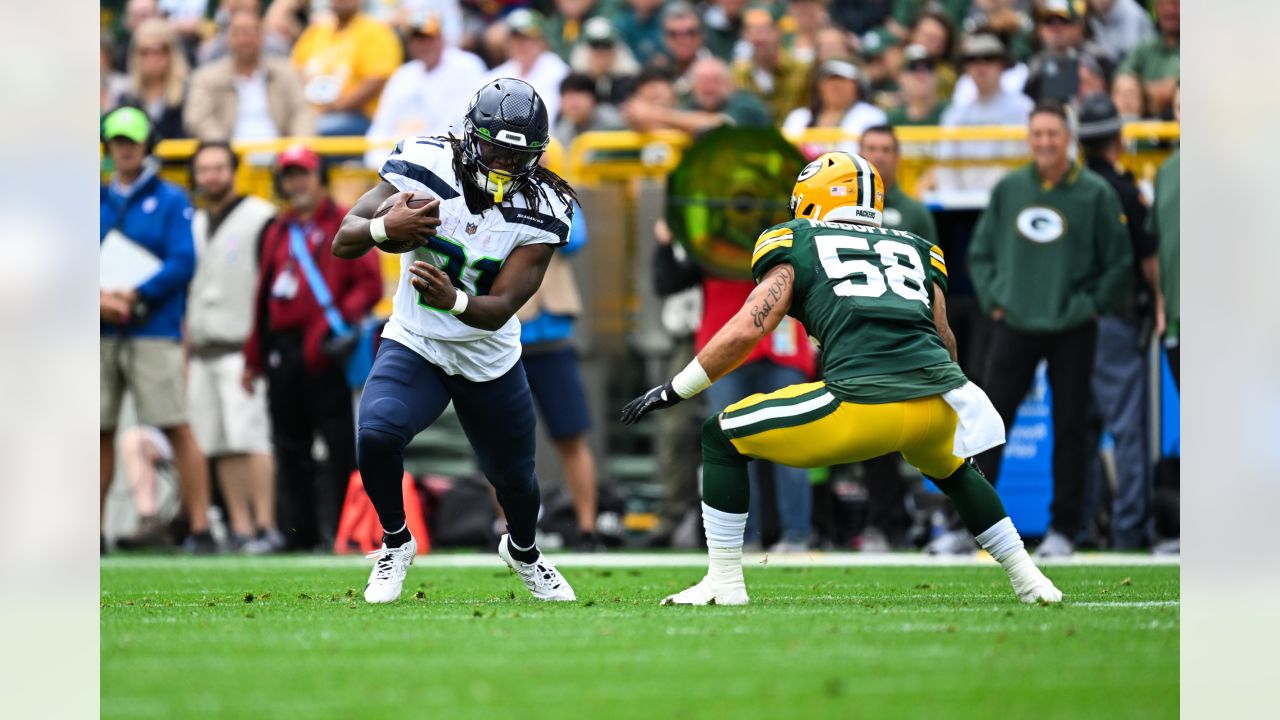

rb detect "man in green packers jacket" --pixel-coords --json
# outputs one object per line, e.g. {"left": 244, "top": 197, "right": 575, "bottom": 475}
{"left": 967, "top": 102, "right": 1132, "bottom": 558}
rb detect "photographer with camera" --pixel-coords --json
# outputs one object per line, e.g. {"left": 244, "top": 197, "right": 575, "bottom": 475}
{"left": 242, "top": 145, "right": 382, "bottom": 551}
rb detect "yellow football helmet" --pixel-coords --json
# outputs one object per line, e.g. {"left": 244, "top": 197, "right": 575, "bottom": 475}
{"left": 789, "top": 151, "right": 884, "bottom": 226}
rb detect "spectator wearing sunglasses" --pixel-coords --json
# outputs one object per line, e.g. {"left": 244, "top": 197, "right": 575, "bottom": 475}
{"left": 886, "top": 44, "right": 948, "bottom": 126}
{"left": 649, "top": 1, "right": 712, "bottom": 95}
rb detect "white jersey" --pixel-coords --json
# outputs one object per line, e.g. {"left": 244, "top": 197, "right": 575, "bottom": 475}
{"left": 377, "top": 137, "right": 573, "bottom": 382}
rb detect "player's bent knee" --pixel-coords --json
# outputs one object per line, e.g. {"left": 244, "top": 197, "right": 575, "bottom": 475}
{"left": 701, "top": 414, "right": 745, "bottom": 465}
{"left": 357, "top": 397, "right": 414, "bottom": 447}
{"left": 356, "top": 424, "right": 408, "bottom": 461}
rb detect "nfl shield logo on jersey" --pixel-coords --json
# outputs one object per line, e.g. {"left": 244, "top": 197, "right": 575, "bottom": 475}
{"left": 465, "top": 221, "right": 478, "bottom": 235}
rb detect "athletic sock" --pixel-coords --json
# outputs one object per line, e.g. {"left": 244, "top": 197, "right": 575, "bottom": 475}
{"left": 702, "top": 503, "right": 748, "bottom": 585}
{"left": 382, "top": 523, "right": 412, "bottom": 549}
{"left": 494, "top": 477, "right": 541, "bottom": 554}
{"left": 975, "top": 516, "right": 1043, "bottom": 589}
{"left": 927, "top": 461, "right": 1008, "bottom": 536}
{"left": 507, "top": 536, "right": 540, "bottom": 564}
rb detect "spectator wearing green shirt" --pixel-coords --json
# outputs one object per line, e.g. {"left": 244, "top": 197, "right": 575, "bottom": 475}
{"left": 1149, "top": 84, "right": 1180, "bottom": 385}
{"left": 886, "top": 44, "right": 948, "bottom": 125}
{"left": 967, "top": 102, "right": 1133, "bottom": 558}
{"left": 1117, "top": 0, "right": 1179, "bottom": 117}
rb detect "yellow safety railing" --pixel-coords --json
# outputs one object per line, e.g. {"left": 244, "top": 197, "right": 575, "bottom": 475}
{"left": 142, "top": 122, "right": 1179, "bottom": 195}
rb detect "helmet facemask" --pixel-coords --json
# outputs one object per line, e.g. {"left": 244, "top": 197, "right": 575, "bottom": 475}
{"left": 462, "top": 120, "right": 544, "bottom": 203}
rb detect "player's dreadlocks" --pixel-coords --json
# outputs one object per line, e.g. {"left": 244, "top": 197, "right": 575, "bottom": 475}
{"left": 443, "top": 135, "right": 579, "bottom": 217}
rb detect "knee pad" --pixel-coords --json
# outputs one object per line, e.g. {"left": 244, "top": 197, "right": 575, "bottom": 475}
{"left": 702, "top": 414, "right": 745, "bottom": 466}
{"left": 358, "top": 396, "right": 414, "bottom": 445}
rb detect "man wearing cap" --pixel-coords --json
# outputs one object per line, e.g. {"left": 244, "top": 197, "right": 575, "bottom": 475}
{"left": 967, "top": 102, "right": 1133, "bottom": 558}
{"left": 732, "top": 7, "right": 812, "bottom": 122}
{"left": 242, "top": 146, "right": 383, "bottom": 551}
{"left": 364, "top": 12, "right": 487, "bottom": 167}
{"left": 1022, "top": 0, "right": 1112, "bottom": 104}
{"left": 100, "top": 106, "right": 214, "bottom": 553}
{"left": 780, "top": 58, "right": 887, "bottom": 139}
{"left": 887, "top": 44, "right": 948, "bottom": 125}
{"left": 570, "top": 16, "right": 642, "bottom": 106}
{"left": 291, "top": 0, "right": 402, "bottom": 136}
{"left": 1076, "top": 91, "right": 1165, "bottom": 550}
{"left": 933, "top": 33, "right": 1033, "bottom": 193}
{"left": 485, "top": 9, "right": 571, "bottom": 123}
{"left": 860, "top": 26, "right": 904, "bottom": 108}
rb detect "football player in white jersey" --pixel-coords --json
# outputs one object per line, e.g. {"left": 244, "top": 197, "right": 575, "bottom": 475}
{"left": 332, "top": 79, "right": 578, "bottom": 603}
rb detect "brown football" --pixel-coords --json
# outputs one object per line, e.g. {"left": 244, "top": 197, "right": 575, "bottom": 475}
{"left": 371, "top": 191, "right": 440, "bottom": 253}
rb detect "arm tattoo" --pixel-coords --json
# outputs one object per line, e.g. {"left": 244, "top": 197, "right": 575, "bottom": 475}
{"left": 749, "top": 268, "right": 792, "bottom": 334}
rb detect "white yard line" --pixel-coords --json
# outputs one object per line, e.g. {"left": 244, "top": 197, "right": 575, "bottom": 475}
{"left": 102, "top": 551, "right": 1180, "bottom": 570}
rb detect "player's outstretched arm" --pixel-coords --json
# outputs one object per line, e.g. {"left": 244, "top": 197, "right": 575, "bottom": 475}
{"left": 409, "top": 243, "right": 554, "bottom": 332}
{"left": 333, "top": 180, "right": 440, "bottom": 259}
{"left": 621, "top": 264, "right": 795, "bottom": 425}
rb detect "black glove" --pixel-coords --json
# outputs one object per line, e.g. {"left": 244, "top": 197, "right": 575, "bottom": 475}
{"left": 620, "top": 381, "right": 682, "bottom": 425}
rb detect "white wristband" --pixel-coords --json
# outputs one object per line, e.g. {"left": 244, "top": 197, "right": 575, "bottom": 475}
{"left": 369, "top": 216, "right": 389, "bottom": 244}
{"left": 671, "top": 359, "right": 712, "bottom": 399}
{"left": 449, "top": 289, "right": 469, "bottom": 315}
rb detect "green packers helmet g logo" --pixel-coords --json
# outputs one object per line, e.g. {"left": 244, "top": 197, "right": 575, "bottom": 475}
{"left": 796, "top": 159, "right": 823, "bottom": 182}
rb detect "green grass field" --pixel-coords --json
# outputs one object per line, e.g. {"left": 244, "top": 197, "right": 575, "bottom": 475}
{"left": 101, "top": 556, "right": 1178, "bottom": 720}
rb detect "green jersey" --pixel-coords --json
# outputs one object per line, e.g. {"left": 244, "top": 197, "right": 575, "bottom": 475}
{"left": 751, "top": 218, "right": 966, "bottom": 403}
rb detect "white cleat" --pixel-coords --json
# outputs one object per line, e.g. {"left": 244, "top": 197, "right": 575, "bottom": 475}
{"left": 363, "top": 538, "right": 417, "bottom": 604}
{"left": 1011, "top": 567, "right": 1064, "bottom": 604}
{"left": 498, "top": 534, "right": 576, "bottom": 601}
{"left": 661, "top": 574, "right": 749, "bottom": 606}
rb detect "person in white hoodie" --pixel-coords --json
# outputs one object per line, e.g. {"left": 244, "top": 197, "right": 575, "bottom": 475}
{"left": 483, "top": 9, "right": 570, "bottom": 124}
{"left": 364, "top": 12, "right": 486, "bottom": 167}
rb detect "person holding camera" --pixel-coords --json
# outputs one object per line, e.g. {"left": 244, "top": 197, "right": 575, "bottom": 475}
{"left": 100, "top": 106, "right": 213, "bottom": 553}
{"left": 242, "top": 145, "right": 382, "bottom": 551}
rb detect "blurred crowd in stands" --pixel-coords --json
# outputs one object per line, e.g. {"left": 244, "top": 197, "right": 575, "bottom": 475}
{"left": 100, "top": 0, "right": 1180, "bottom": 556}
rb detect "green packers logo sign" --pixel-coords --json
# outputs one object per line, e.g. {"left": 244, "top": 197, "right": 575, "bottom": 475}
{"left": 667, "top": 127, "right": 806, "bottom": 279}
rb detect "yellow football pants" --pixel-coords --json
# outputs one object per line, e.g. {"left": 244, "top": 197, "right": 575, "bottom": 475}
{"left": 718, "top": 381, "right": 965, "bottom": 479}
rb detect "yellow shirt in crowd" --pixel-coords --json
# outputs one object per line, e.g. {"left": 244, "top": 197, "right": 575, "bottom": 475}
{"left": 291, "top": 14, "right": 403, "bottom": 118}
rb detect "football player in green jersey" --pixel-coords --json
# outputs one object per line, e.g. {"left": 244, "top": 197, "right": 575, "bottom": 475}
{"left": 622, "top": 151, "right": 1061, "bottom": 606}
